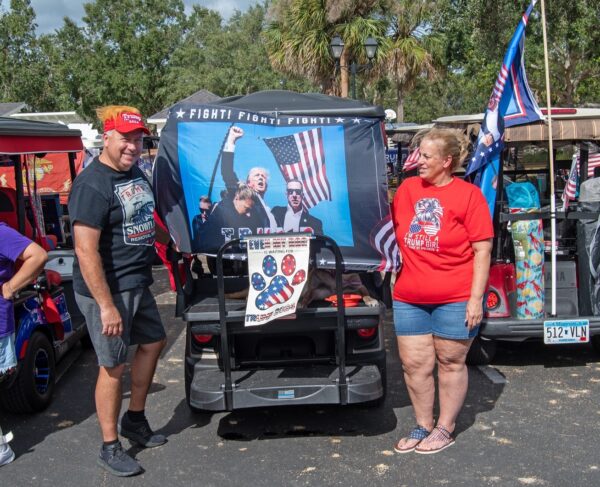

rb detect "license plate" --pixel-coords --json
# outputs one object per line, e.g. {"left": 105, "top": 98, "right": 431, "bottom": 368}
{"left": 543, "top": 319, "right": 589, "bottom": 344}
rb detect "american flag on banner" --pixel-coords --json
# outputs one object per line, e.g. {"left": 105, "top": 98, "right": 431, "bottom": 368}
{"left": 370, "top": 215, "right": 401, "bottom": 272}
{"left": 562, "top": 145, "right": 600, "bottom": 208}
{"left": 403, "top": 148, "right": 420, "bottom": 172}
{"left": 255, "top": 275, "right": 295, "bottom": 310}
{"left": 264, "top": 128, "right": 332, "bottom": 209}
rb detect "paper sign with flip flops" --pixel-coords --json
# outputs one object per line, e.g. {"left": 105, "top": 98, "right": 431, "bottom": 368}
{"left": 245, "top": 235, "right": 310, "bottom": 326}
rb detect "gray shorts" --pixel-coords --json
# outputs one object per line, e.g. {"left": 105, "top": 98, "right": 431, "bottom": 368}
{"left": 75, "top": 288, "right": 166, "bottom": 367}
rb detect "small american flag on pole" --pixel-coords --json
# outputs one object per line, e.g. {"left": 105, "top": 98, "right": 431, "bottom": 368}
{"left": 370, "top": 215, "right": 401, "bottom": 272}
{"left": 264, "top": 128, "right": 332, "bottom": 209}
{"left": 562, "top": 145, "right": 600, "bottom": 208}
{"left": 583, "top": 145, "right": 600, "bottom": 178}
{"left": 562, "top": 154, "right": 579, "bottom": 209}
{"left": 403, "top": 148, "right": 420, "bottom": 172}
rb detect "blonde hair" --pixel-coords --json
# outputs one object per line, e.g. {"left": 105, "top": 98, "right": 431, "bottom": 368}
{"left": 235, "top": 183, "right": 255, "bottom": 201}
{"left": 96, "top": 105, "right": 141, "bottom": 123}
{"left": 420, "top": 128, "right": 470, "bottom": 172}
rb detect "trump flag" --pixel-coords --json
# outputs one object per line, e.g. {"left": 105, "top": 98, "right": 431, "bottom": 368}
{"left": 153, "top": 96, "right": 399, "bottom": 272}
{"left": 465, "top": 0, "right": 543, "bottom": 217}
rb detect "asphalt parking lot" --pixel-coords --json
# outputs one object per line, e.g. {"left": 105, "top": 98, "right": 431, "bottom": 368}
{"left": 2, "top": 268, "right": 600, "bottom": 486}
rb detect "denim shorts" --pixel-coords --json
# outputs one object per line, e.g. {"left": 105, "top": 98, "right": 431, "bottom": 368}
{"left": 75, "top": 287, "right": 166, "bottom": 367}
{"left": 393, "top": 300, "right": 480, "bottom": 340}
{"left": 0, "top": 333, "right": 17, "bottom": 374}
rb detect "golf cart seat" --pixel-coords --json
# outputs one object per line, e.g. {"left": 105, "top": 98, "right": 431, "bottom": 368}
{"left": 0, "top": 187, "right": 57, "bottom": 250}
{"left": 0, "top": 187, "right": 34, "bottom": 237}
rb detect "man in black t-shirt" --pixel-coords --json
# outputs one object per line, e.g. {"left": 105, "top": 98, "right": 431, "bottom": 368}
{"left": 69, "top": 106, "right": 171, "bottom": 478}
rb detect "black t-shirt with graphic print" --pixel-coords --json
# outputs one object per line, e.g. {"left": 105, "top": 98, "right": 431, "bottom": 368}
{"left": 69, "top": 157, "right": 156, "bottom": 297}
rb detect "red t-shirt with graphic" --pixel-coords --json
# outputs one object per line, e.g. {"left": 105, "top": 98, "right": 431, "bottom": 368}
{"left": 392, "top": 176, "right": 494, "bottom": 304}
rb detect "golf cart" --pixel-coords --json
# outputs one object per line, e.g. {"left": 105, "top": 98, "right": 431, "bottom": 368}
{"left": 0, "top": 117, "right": 87, "bottom": 412}
{"left": 433, "top": 108, "right": 600, "bottom": 363}
{"left": 155, "top": 90, "right": 394, "bottom": 412}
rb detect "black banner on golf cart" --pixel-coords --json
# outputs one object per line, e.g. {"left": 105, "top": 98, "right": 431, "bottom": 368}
{"left": 154, "top": 104, "right": 398, "bottom": 271}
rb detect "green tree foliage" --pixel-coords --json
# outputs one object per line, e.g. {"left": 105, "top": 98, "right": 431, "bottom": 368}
{"left": 406, "top": 0, "right": 600, "bottom": 123}
{"left": 526, "top": 0, "right": 600, "bottom": 106}
{"left": 38, "top": 18, "right": 90, "bottom": 112}
{"left": 0, "top": 0, "right": 52, "bottom": 108}
{"left": 165, "top": 3, "right": 313, "bottom": 105}
{"left": 1, "top": 0, "right": 597, "bottom": 125}
{"left": 161, "top": 6, "right": 224, "bottom": 104}
{"left": 375, "top": 0, "right": 442, "bottom": 122}
{"left": 73, "top": 0, "right": 187, "bottom": 119}
{"left": 264, "top": 0, "right": 383, "bottom": 96}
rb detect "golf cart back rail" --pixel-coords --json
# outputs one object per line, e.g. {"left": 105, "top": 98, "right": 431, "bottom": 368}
{"left": 177, "top": 235, "right": 386, "bottom": 412}
{"left": 155, "top": 90, "right": 394, "bottom": 411}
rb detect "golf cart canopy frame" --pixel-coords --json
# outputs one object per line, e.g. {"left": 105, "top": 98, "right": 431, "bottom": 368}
{"left": 214, "top": 90, "right": 386, "bottom": 118}
{"left": 0, "top": 117, "right": 84, "bottom": 155}
{"left": 433, "top": 108, "right": 600, "bottom": 148}
{"left": 0, "top": 117, "right": 84, "bottom": 236}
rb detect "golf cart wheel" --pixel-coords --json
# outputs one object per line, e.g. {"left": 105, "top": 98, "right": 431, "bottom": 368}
{"left": 466, "top": 336, "right": 497, "bottom": 366}
{"left": 0, "top": 331, "right": 56, "bottom": 413}
{"left": 591, "top": 335, "right": 600, "bottom": 355}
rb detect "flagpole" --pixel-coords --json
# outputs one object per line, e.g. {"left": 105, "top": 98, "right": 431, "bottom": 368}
{"left": 540, "top": 0, "right": 556, "bottom": 316}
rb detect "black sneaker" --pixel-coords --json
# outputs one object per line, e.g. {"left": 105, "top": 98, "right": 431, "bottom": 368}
{"left": 97, "top": 441, "right": 142, "bottom": 477}
{"left": 120, "top": 414, "right": 167, "bottom": 448}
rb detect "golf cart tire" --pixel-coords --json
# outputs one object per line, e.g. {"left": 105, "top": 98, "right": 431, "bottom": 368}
{"left": 466, "top": 336, "right": 497, "bottom": 366}
{"left": 0, "top": 331, "right": 56, "bottom": 413}
{"left": 591, "top": 335, "right": 600, "bottom": 355}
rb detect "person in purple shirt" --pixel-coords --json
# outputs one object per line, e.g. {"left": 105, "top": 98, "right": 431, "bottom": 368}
{"left": 0, "top": 222, "right": 47, "bottom": 467}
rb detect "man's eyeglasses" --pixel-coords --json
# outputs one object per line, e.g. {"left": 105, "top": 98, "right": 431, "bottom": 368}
{"left": 287, "top": 188, "right": 303, "bottom": 196}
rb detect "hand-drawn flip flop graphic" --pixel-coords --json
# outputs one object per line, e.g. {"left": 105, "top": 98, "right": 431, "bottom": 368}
{"left": 252, "top": 254, "right": 306, "bottom": 311}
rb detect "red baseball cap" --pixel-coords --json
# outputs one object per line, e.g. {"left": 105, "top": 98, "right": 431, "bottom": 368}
{"left": 104, "top": 112, "right": 150, "bottom": 135}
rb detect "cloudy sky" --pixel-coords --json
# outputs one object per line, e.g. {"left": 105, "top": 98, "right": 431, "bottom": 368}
{"left": 30, "top": 0, "right": 257, "bottom": 34}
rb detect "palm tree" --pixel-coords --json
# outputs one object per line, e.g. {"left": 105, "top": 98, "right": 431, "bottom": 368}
{"left": 376, "top": 0, "right": 442, "bottom": 121}
{"left": 263, "top": 0, "right": 383, "bottom": 97}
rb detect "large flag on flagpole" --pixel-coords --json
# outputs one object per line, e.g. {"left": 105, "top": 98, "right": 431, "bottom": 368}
{"left": 465, "top": 0, "right": 543, "bottom": 217}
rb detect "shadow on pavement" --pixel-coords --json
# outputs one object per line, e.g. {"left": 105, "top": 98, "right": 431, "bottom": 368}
{"left": 455, "top": 369, "right": 505, "bottom": 437}
{"left": 491, "top": 340, "right": 600, "bottom": 368}
{"left": 383, "top": 312, "right": 505, "bottom": 440}
{"left": 213, "top": 400, "right": 397, "bottom": 441}
{"left": 2, "top": 346, "right": 98, "bottom": 461}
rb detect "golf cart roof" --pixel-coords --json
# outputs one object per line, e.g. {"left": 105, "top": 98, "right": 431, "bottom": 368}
{"left": 386, "top": 123, "right": 434, "bottom": 144}
{"left": 214, "top": 90, "right": 385, "bottom": 118}
{"left": 433, "top": 108, "right": 600, "bottom": 144}
{"left": 0, "top": 117, "right": 84, "bottom": 154}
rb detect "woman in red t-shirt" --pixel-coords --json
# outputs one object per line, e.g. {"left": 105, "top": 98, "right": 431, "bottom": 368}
{"left": 392, "top": 129, "right": 493, "bottom": 454}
